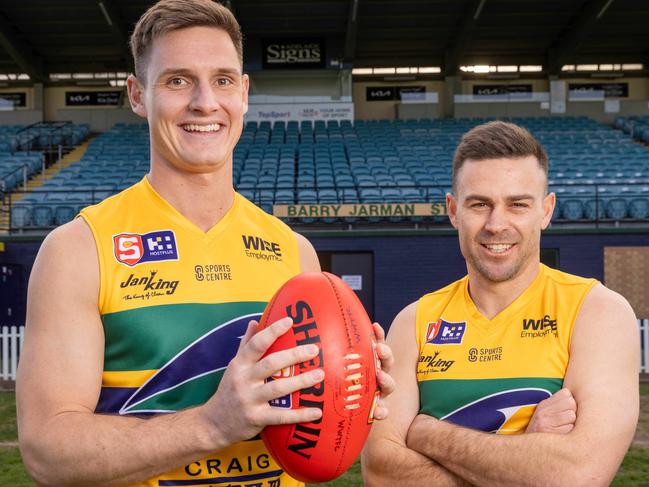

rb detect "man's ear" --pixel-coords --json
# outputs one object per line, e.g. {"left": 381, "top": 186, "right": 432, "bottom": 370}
{"left": 541, "top": 192, "right": 556, "bottom": 230}
{"left": 447, "top": 192, "right": 459, "bottom": 229}
{"left": 127, "top": 74, "right": 147, "bottom": 119}
{"left": 242, "top": 73, "right": 249, "bottom": 115}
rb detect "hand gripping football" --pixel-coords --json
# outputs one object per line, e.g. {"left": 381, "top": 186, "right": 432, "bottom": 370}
{"left": 259, "top": 272, "right": 381, "bottom": 483}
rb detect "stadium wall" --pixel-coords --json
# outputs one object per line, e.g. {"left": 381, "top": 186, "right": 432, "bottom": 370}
{"left": 308, "top": 231, "right": 649, "bottom": 328}
{"left": 352, "top": 76, "right": 649, "bottom": 122}
{"left": 0, "top": 87, "right": 42, "bottom": 125}
{"left": 249, "top": 70, "right": 350, "bottom": 99}
{"left": 55, "top": 108, "right": 142, "bottom": 132}
{"left": 2, "top": 231, "right": 647, "bottom": 331}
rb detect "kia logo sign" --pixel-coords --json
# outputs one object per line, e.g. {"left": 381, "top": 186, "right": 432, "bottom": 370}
{"left": 66, "top": 91, "right": 122, "bottom": 106}
{"left": 366, "top": 86, "right": 426, "bottom": 102}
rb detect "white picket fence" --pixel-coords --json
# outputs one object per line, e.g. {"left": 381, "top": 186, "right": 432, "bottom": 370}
{"left": 0, "top": 321, "right": 648, "bottom": 381}
{"left": 1, "top": 326, "right": 25, "bottom": 381}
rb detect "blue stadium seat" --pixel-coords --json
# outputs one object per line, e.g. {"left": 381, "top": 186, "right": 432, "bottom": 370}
{"left": 561, "top": 199, "right": 584, "bottom": 221}
{"left": 11, "top": 205, "right": 31, "bottom": 228}
{"left": 605, "top": 198, "right": 628, "bottom": 220}
{"left": 32, "top": 205, "right": 53, "bottom": 227}
{"left": 54, "top": 205, "right": 77, "bottom": 225}
{"left": 628, "top": 198, "right": 649, "bottom": 220}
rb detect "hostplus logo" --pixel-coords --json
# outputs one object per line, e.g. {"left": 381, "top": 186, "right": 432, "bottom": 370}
{"left": 521, "top": 315, "right": 558, "bottom": 338}
{"left": 241, "top": 235, "right": 283, "bottom": 262}
{"left": 113, "top": 230, "right": 179, "bottom": 267}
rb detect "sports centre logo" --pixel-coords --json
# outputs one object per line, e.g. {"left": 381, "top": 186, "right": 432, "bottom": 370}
{"left": 426, "top": 319, "right": 467, "bottom": 345}
{"left": 113, "top": 230, "right": 179, "bottom": 267}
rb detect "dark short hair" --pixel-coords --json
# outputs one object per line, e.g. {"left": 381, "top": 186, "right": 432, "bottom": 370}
{"left": 452, "top": 121, "right": 549, "bottom": 192}
{"left": 130, "top": 0, "right": 243, "bottom": 83}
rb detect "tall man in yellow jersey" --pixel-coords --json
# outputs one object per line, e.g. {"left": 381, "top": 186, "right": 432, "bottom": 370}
{"left": 363, "top": 121, "right": 639, "bottom": 486}
{"left": 16, "top": 1, "right": 394, "bottom": 486}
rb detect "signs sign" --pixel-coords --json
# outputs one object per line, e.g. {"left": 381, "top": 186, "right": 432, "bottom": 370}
{"left": 263, "top": 39, "right": 325, "bottom": 69}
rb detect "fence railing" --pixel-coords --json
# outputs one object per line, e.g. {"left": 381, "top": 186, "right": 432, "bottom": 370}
{"left": 1, "top": 320, "right": 648, "bottom": 382}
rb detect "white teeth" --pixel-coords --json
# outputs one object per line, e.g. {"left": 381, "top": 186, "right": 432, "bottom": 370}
{"left": 183, "top": 123, "right": 221, "bottom": 132}
{"left": 485, "top": 244, "right": 513, "bottom": 253}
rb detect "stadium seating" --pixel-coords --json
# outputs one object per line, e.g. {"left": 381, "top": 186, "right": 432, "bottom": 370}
{"left": 8, "top": 117, "right": 649, "bottom": 230}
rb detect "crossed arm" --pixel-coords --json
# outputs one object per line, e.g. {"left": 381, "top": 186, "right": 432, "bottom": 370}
{"left": 362, "top": 285, "right": 639, "bottom": 487}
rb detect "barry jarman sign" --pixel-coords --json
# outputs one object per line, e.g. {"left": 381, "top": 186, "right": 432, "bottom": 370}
{"left": 273, "top": 203, "right": 447, "bottom": 219}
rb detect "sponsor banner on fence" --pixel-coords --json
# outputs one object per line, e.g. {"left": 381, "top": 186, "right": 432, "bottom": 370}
{"left": 273, "top": 202, "right": 447, "bottom": 219}
{"left": 246, "top": 102, "right": 353, "bottom": 122}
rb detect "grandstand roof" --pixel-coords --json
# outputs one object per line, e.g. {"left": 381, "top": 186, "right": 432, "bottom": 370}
{"left": 0, "top": 0, "right": 648, "bottom": 81}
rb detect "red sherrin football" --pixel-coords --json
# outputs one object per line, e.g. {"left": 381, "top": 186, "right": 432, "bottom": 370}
{"left": 259, "top": 272, "right": 381, "bottom": 483}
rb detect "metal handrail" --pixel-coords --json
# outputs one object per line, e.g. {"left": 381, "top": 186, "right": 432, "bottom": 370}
{"left": 0, "top": 164, "right": 30, "bottom": 192}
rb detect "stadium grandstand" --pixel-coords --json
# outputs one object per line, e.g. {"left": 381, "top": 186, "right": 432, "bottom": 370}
{"left": 0, "top": 0, "right": 648, "bottom": 481}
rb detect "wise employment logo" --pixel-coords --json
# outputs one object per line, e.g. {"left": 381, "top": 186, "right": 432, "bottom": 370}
{"left": 113, "top": 230, "right": 179, "bottom": 267}
{"left": 426, "top": 319, "right": 467, "bottom": 345}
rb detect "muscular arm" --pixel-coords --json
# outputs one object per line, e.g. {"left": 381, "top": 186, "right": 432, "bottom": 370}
{"left": 17, "top": 220, "right": 323, "bottom": 487}
{"left": 295, "top": 231, "right": 321, "bottom": 272}
{"left": 406, "top": 284, "right": 639, "bottom": 487}
{"left": 362, "top": 303, "right": 470, "bottom": 487}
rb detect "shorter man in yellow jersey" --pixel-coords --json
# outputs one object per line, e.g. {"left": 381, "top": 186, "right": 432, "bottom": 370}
{"left": 16, "top": 1, "right": 393, "bottom": 486}
{"left": 363, "top": 121, "right": 639, "bottom": 486}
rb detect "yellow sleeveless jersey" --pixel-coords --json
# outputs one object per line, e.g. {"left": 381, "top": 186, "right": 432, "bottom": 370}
{"left": 80, "top": 177, "right": 302, "bottom": 487}
{"left": 415, "top": 264, "right": 597, "bottom": 435}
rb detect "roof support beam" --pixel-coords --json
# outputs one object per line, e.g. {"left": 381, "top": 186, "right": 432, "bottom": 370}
{"left": 547, "top": 0, "right": 616, "bottom": 75}
{"left": 0, "top": 10, "right": 44, "bottom": 81}
{"left": 343, "top": 0, "right": 359, "bottom": 64}
{"left": 97, "top": 0, "right": 133, "bottom": 72}
{"left": 444, "top": 0, "right": 486, "bottom": 75}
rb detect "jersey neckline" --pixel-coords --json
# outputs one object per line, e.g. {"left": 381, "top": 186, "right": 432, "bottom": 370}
{"left": 139, "top": 176, "right": 240, "bottom": 242}
{"left": 461, "top": 264, "right": 548, "bottom": 336}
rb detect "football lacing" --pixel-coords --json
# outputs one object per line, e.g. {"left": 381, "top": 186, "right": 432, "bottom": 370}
{"left": 343, "top": 353, "right": 363, "bottom": 410}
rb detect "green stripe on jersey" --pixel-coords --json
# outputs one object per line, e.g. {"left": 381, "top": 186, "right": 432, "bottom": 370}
{"left": 128, "top": 369, "right": 227, "bottom": 412}
{"left": 101, "top": 302, "right": 266, "bottom": 371}
{"left": 419, "top": 377, "right": 563, "bottom": 418}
